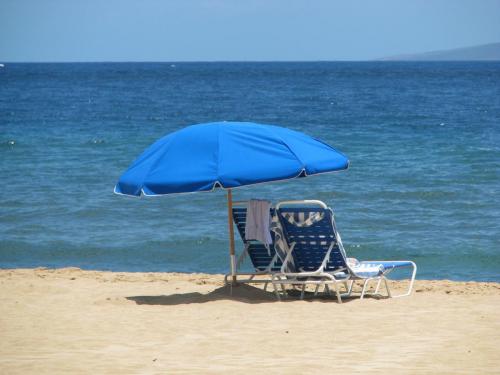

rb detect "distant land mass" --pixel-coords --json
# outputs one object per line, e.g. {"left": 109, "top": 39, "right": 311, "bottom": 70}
{"left": 380, "top": 42, "right": 500, "bottom": 61}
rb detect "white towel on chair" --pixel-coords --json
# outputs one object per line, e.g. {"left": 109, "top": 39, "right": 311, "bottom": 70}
{"left": 347, "top": 258, "right": 385, "bottom": 278}
{"left": 245, "top": 199, "right": 272, "bottom": 246}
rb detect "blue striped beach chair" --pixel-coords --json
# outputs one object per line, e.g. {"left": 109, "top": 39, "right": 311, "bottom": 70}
{"left": 271, "top": 200, "right": 417, "bottom": 302}
{"left": 224, "top": 205, "right": 282, "bottom": 289}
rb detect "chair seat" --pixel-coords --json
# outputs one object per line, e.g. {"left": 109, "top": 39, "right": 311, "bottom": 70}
{"left": 352, "top": 265, "right": 384, "bottom": 278}
{"left": 361, "top": 261, "right": 414, "bottom": 270}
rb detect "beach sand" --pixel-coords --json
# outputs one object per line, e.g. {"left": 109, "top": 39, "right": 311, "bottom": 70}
{"left": 0, "top": 268, "right": 499, "bottom": 374}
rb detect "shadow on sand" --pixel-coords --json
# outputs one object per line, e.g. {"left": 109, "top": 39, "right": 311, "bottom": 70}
{"left": 126, "top": 284, "right": 363, "bottom": 305}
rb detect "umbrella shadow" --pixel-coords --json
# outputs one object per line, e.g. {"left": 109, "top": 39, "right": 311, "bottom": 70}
{"left": 126, "top": 284, "right": 359, "bottom": 305}
{"left": 126, "top": 284, "right": 277, "bottom": 305}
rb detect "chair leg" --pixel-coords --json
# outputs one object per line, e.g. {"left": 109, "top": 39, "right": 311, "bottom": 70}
{"left": 271, "top": 277, "right": 281, "bottom": 301}
{"left": 346, "top": 280, "right": 354, "bottom": 296}
{"left": 324, "top": 284, "right": 331, "bottom": 296}
{"left": 279, "top": 277, "right": 288, "bottom": 298}
{"left": 332, "top": 282, "right": 342, "bottom": 303}
{"left": 374, "top": 278, "right": 382, "bottom": 294}
{"left": 281, "top": 287, "right": 288, "bottom": 298}
{"left": 340, "top": 281, "right": 346, "bottom": 293}
{"left": 340, "top": 280, "right": 354, "bottom": 298}
{"left": 350, "top": 280, "right": 355, "bottom": 295}
{"left": 300, "top": 284, "right": 306, "bottom": 300}
{"left": 360, "top": 279, "right": 371, "bottom": 299}
{"left": 263, "top": 282, "right": 268, "bottom": 292}
{"left": 384, "top": 277, "right": 392, "bottom": 298}
{"left": 385, "top": 262, "right": 417, "bottom": 298}
{"left": 314, "top": 284, "right": 320, "bottom": 296}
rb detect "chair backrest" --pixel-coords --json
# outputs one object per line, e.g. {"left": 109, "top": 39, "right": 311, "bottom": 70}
{"left": 277, "top": 206, "right": 348, "bottom": 273}
{"left": 232, "top": 207, "right": 281, "bottom": 272}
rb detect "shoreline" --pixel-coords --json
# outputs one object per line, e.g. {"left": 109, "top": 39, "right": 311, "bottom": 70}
{"left": 0, "top": 266, "right": 500, "bottom": 293}
{"left": 2, "top": 266, "right": 499, "bottom": 284}
{"left": 1, "top": 268, "right": 499, "bottom": 374}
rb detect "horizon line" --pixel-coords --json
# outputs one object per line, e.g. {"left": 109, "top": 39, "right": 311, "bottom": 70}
{"left": 1, "top": 59, "right": 500, "bottom": 64}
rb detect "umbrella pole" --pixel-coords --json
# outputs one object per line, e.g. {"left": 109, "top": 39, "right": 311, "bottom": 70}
{"left": 227, "top": 189, "right": 237, "bottom": 284}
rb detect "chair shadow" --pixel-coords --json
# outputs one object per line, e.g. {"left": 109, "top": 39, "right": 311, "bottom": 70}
{"left": 126, "top": 284, "right": 362, "bottom": 306}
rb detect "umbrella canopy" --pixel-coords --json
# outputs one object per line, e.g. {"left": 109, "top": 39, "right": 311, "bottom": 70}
{"left": 115, "top": 121, "right": 349, "bottom": 283}
{"left": 115, "top": 122, "right": 348, "bottom": 196}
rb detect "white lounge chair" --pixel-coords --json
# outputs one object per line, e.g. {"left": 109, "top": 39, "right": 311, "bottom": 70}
{"left": 271, "top": 200, "right": 417, "bottom": 302}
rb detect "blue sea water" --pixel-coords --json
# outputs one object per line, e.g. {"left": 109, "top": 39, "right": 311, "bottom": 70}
{"left": 0, "top": 62, "right": 499, "bottom": 281}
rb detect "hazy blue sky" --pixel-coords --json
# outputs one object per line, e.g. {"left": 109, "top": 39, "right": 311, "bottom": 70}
{"left": 1, "top": 0, "right": 499, "bottom": 61}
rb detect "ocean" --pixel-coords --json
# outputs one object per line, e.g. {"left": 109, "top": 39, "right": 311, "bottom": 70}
{"left": 1, "top": 62, "right": 499, "bottom": 281}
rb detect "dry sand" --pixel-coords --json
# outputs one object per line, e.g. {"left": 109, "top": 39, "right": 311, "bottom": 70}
{"left": 0, "top": 268, "right": 499, "bottom": 374}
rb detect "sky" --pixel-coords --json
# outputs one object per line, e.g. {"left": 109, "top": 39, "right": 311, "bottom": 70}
{"left": 1, "top": 0, "right": 500, "bottom": 62}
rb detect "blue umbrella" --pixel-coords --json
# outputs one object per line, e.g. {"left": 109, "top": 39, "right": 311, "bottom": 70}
{"left": 115, "top": 122, "right": 349, "bottom": 281}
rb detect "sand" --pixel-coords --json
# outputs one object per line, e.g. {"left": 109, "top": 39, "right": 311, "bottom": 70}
{"left": 0, "top": 268, "right": 499, "bottom": 374}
